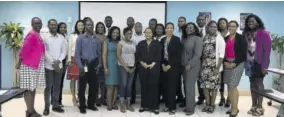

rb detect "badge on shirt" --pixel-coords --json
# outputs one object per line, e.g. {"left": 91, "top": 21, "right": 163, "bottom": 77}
{"left": 84, "top": 65, "right": 88, "bottom": 72}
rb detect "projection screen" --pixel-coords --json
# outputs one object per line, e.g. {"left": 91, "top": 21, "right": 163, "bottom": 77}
{"left": 79, "top": 2, "right": 166, "bottom": 31}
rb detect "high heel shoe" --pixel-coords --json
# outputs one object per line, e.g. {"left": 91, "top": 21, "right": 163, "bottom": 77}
{"left": 229, "top": 110, "right": 239, "bottom": 117}
{"left": 207, "top": 105, "right": 215, "bottom": 114}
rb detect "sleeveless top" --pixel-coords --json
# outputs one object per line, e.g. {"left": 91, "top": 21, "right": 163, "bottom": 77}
{"left": 118, "top": 40, "right": 136, "bottom": 67}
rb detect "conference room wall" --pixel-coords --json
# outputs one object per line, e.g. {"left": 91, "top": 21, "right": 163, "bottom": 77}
{"left": 167, "top": 1, "right": 284, "bottom": 90}
{"left": 0, "top": 1, "right": 283, "bottom": 90}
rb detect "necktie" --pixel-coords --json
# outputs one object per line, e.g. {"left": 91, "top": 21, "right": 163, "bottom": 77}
{"left": 200, "top": 28, "right": 204, "bottom": 37}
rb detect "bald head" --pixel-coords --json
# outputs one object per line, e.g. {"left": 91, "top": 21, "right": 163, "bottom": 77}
{"left": 31, "top": 17, "right": 42, "bottom": 33}
{"left": 135, "top": 22, "right": 142, "bottom": 34}
{"left": 127, "top": 17, "right": 135, "bottom": 29}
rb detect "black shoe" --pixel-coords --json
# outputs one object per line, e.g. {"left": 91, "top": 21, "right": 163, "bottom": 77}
{"left": 196, "top": 100, "right": 204, "bottom": 105}
{"left": 153, "top": 110, "right": 159, "bottom": 115}
{"left": 176, "top": 97, "right": 185, "bottom": 103}
{"left": 79, "top": 108, "right": 86, "bottom": 114}
{"left": 130, "top": 99, "right": 136, "bottom": 105}
{"left": 96, "top": 99, "right": 102, "bottom": 107}
{"left": 218, "top": 98, "right": 225, "bottom": 106}
{"left": 87, "top": 106, "right": 98, "bottom": 111}
{"left": 139, "top": 108, "right": 145, "bottom": 113}
{"left": 226, "top": 110, "right": 232, "bottom": 114}
{"left": 52, "top": 107, "right": 65, "bottom": 113}
{"left": 43, "top": 109, "right": 49, "bottom": 116}
{"left": 185, "top": 111, "right": 195, "bottom": 116}
{"left": 225, "top": 100, "right": 231, "bottom": 108}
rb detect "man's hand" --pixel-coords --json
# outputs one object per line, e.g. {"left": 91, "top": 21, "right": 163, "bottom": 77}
{"left": 79, "top": 67, "right": 85, "bottom": 76}
{"left": 53, "top": 60, "right": 61, "bottom": 65}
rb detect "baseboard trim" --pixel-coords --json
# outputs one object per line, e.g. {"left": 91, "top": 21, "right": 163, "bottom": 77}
{"left": 36, "top": 88, "right": 252, "bottom": 96}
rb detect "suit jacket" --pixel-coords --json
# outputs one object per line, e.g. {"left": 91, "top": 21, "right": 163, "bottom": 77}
{"left": 160, "top": 35, "right": 182, "bottom": 67}
{"left": 224, "top": 33, "right": 247, "bottom": 66}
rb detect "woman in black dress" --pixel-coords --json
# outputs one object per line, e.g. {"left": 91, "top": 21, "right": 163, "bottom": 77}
{"left": 136, "top": 27, "right": 161, "bottom": 115}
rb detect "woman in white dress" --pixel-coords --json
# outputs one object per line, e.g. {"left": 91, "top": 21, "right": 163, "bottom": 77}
{"left": 67, "top": 20, "right": 85, "bottom": 106}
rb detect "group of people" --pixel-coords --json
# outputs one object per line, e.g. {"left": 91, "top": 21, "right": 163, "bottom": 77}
{"left": 17, "top": 13, "right": 272, "bottom": 117}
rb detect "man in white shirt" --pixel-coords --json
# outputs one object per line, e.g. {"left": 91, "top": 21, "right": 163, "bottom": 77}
{"left": 43, "top": 19, "right": 67, "bottom": 116}
{"left": 197, "top": 15, "right": 207, "bottom": 38}
{"left": 196, "top": 15, "right": 207, "bottom": 105}
{"left": 132, "top": 22, "right": 144, "bottom": 45}
{"left": 130, "top": 22, "right": 144, "bottom": 104}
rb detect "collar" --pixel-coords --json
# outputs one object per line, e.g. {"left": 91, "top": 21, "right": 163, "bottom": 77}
{"left": 48, "top": 32, "right": 58, "bottom": 37}
{"left": 84, "top": 33, "right": 96, "bottom": 38}
{"left": 134, "top": 33, "right": 143, "bottom": 36}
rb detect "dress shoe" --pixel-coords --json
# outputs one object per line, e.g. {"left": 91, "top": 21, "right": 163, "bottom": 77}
{"left": 79, "top": 108, "right": 86, "bottom": 114}
{"left": 52, "top": 107, "right": 65, "bottom": 113}
{"left": 87, "top": 106, "right": 98, "bottom": 111}
{"left": 43, "top": 109, "right": 49, "bottom": 116}
{"left": 218, "top": 98, "right": 225, "bottom": 106}
{"left": 224, "top": 100, "right": 231, "bottom": 108}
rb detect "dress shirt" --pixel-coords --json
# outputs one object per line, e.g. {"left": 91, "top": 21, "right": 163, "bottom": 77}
{"left": 132, "top": 33, "right": 145, "bottom": 46}
{"left": 75, "top": 33, "right": 102, "bottom": 68}
{"left": 199, "top": 27, "right": 206, "bottom": 38}
{"left": 43, "top": 33, "right": 67, "bottom": 70}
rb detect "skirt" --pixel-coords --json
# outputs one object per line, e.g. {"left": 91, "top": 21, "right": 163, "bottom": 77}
{"left": 20, "top": 56, "right": 46, "bottom": 91}
{"left": 67, "top": 57, "right": 79, "bottom": 80}
{"left": 223, "top": 61, "right": 245, "bottom": 86}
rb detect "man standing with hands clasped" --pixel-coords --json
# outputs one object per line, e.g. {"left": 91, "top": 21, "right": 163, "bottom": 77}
{"left": 43, "top": 19, "right": 67, "bottom": 116}
{"left": 75, "top": 19, "right": 102, "bottom": 114}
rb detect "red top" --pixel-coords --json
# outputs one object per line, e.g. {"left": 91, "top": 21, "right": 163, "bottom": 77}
{"left": 225, "top": 37, "right": 235, "bottom": 59}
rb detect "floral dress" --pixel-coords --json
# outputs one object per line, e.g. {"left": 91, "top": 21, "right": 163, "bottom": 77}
{"left": 200, "top": 35, "right": 220, "bottom": 89}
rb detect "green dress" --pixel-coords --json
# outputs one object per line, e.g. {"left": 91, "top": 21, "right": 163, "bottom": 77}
{"left": 105, "top": 39, "right": 119, "bottom": 85}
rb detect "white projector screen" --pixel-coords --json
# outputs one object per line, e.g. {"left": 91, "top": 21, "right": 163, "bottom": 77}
{"left": 80, "top": 2, "right": 166, "bottom": 32}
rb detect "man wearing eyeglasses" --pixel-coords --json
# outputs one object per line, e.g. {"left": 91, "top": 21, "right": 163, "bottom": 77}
{"left": 42, "top": 19, "right": 67, "bottom": 116}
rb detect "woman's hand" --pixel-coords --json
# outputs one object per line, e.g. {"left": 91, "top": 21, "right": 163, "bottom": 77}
{"left": 16, "top": 62, "right": 21, "bottom": 69}
{"left": 104, "top": 68, "right": 109, "bottom": 76}
{"left": 186, "top": 64, "right": 191, "bottom": 72}
{"left": 68, "top": 61, "right": 72, "bottom": 66}
{"left": 140, "top": 62, "right": 148, "bottom": 69}
{"left": 123, "top": 65, "right": 131, "bottom": 73}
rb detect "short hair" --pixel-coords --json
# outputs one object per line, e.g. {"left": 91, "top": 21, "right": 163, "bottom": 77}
{"left": 217, "top": 17, "right": 229, "bottom": 32}
{"left": 229, "top": 20, "right": 239, "bottom": 27}
{"left": 105, "top": 16, "right": 112, "bottom": 19}
{"left": 149, "top": 18, "right": 157, "bottom": 24}
{"left": 73, "top": 20, "right": 85, "bottom": 35}
{"left": 31, "top": 17, "right": 41, "bottom": 24}
{"left": 179, "top": 16, "right": 186, "bottom": 21}
{"left": 123, "top": 27, "right": 133, "bottom": 35}
{"left": 48, "top": 19, "right": 57, "bottom": 24}
{"left": 107, "top": 26, "right": 121, "bottom": 42}
{"left": 165, "top": 22, "right": 175, "bottom": 30}
{"left": 83, "top": 17, "right": 92, "bottom": 24}
{"left": 95, "top": 22, "right": 106, "bottom": 34}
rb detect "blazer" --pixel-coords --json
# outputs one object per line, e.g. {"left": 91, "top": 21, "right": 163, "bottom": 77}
{"left": 224, "top": 33, "right": 247, "bottom": 66}
{"left": 160, "top": 35, "right": 182, "bottom": 67}
{"left": 19, "top": 30, "right": 45, "bottom": 70}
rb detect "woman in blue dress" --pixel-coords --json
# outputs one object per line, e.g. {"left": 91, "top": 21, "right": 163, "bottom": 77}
{"left": 102, "top": 26, "right": 121, "bottom": 111}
